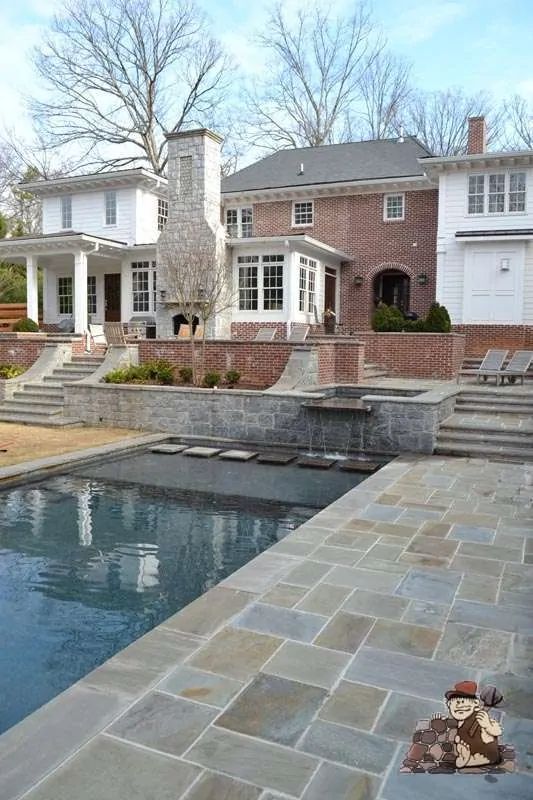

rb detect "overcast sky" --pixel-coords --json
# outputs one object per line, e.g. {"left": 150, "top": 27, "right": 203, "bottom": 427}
{"left": 1, "top": 0, "right": 531, "bottom": 141}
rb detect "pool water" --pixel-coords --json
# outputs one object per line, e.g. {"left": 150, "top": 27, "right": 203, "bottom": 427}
{"left": 0, "top": 474, "right": 318, "bottom": 735}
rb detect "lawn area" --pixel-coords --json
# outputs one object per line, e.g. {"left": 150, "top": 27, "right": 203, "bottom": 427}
{"left": 0, "top": 423, "right": 141, "bottom": 468}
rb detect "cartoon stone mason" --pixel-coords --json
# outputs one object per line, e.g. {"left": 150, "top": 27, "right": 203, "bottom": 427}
{"left": 445, "top": 681, "right": 502, "bottom": 768}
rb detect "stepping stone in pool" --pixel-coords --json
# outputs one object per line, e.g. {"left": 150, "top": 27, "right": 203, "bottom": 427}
{"left": 219, "top": 450, "right": 258, "bottom": 461}
{"left": 183, "top": 446, "right": 222, "bottom": 458}
{"left": 297, "top": 456, "right": 337, "bottom": 469}
{"left": 257, "top": 452, "right": 297, "bottom": 465}
{"left": 339, "top": 460, "right": 380, "bottom": 473}
{"left": 150, "top": 444, "right": 189, "bottom": 454}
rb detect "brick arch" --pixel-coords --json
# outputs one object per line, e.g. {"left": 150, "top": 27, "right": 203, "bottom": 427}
{"left": 368, "top": 261, "right": 415, "bottom": 280}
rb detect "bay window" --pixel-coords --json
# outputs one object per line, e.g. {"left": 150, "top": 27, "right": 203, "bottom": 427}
{"left": 299, "top": 256, "right": 317, "bottom": 313}
{"left": 237, "top": 254, "right": 284, "bottom": 311}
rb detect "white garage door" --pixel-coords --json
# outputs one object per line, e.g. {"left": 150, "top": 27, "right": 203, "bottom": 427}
{"left": 463, "top": 245, "right": 524, "bottom": 323}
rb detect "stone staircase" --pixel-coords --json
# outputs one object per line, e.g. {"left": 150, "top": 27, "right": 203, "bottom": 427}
{"left": 435, "top": 387, "right": 533, "bottom": 462}
{"left": 0, "top": 355, "right": 105, "bottom": 426}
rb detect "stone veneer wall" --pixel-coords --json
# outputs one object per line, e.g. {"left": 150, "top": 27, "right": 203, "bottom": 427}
{"left": 354, "top": 333, "right": 465, "bottom": 379}
{"left": 63, "top": 383, "right": 457, "bottom": 455}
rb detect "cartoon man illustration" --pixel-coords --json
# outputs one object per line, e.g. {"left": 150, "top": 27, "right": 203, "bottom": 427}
{"left": 445, "top": 681, "right": 503, "bottom": 768}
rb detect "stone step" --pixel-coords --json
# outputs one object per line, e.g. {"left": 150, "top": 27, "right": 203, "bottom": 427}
{"left": 70, "top": 356, "right": 105, "bottom": 365}
{"left": 0, "top": 411, "right": 81, "bottom": 427}
{"left": 43, "top": 371, "right": 89, "bottom": 382}
{"left": 455, "top": 401, "right": 533, "bottom": 415}
{"left": 14, "top": 386, "right": 65, "bottom": 400}
{"left": 0, "top": 400, "right": 63, "bottom": 415}
{"left": 438, "top": 428, "right": 533, "bottom": 449}
{"left": 435, "top": 439, "right": 533, "bottom": 463}
{"left": 459, "top": 391, "right": 533, "bottom": 403}
{"left": 32, "top": 380, "right": 64, "bottom": 389}
{"left": 56, "top": 363, "right": 97, "bottom": 373}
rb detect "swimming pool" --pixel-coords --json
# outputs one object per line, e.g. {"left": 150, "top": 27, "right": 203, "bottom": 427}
{"left": 0, "top": 450, "right": 365, "bottom": 734}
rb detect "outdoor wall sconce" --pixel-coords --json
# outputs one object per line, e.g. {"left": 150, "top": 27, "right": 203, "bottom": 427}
{"left": 500, "top": 258, "right": 510, "bottom": 272}
{"left": 353, "top": 275, "right": 364, "bottom": 287}
{"left": 416, "top": 273, "right": 428, "bottom": 286}
{"left": 159, "top": 289, "right": 167, "bottom": 301}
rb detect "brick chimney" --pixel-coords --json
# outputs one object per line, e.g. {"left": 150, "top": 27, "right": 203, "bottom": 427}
{"left": 467, "top": 116, "right": 487, "bottom": 154}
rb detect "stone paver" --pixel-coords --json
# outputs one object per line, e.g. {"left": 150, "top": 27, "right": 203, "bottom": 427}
{"left": 7, "top": 453, "right": 533, "bottom": 800}
{"left": 150, "top": 444, "right": 188, "bottom": 454}
{"left": 183, "top": 447, "right": 222, "bottom": 458}
{"left": 218, "top": 449, "right": 258, "bottom": 461}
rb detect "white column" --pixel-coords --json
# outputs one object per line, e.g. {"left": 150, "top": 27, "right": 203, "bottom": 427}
{"left": 26, "top": 255, "right": 39, "bottom": 325}
{"left": 74, "top": 250, "right": 88, "bottom": 334}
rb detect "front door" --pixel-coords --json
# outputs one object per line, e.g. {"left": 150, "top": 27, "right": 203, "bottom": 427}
{"left": 104, "top": 274, "right": 121, "bottom": 322}
{"left": 324, "top": 270, "right": 336, "bottom": 312}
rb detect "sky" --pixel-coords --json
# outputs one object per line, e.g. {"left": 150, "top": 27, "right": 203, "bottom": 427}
{"left": 0, "top": 0, "right": 532, "bottom": 143}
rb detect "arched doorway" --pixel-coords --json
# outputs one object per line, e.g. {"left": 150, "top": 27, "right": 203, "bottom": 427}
{"left": 373, "top": 268, "right": 410, "bottom": 314}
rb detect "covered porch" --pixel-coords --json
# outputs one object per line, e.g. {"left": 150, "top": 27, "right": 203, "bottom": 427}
{"left": 0, "top": 232, "right": 133, "bottom": 334}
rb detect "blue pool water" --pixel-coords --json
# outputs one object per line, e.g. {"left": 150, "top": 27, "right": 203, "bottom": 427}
{"left": 0, "top": 473, "right": 319, "bottom": 735}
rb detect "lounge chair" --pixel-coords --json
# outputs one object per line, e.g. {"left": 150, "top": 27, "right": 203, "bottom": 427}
{"left": 498, "top": 350, "right": 533, "bottom": 385}
{"left": 88, "top": 323, "right": 107, "bottom": 346}
{"left": 103, "top": 322, "right": 127, "bottom": 345}
{"left": 288, "top": 325, "right": 310, "bottom": 343}
{"left": 254, "top": 327, "right": 276, "bottom": 342}
{"left": 476, "top": 349, "right": 508, "bottom": 384}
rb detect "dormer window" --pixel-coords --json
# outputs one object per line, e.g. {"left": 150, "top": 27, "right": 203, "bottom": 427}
{"left": 104, "top": 190, "right": 117, "bottom": 226}
{"left": 157, "top": 198, "right": 168, "bottom": 231}
{"left": 226, "top": 207, "right": 253, "bottom": 238}
{"left": 60, "top": 196, "right": 72, "bottom": 229}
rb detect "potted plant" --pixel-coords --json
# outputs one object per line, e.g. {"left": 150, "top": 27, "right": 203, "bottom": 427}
{"left": 323, "top": 307, "right": 336, "bottom": 334}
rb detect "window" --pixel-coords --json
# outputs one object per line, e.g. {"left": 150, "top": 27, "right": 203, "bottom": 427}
{"left": 60, "top": 196, "right": 72, "bottom": 229}
{"left": 509, "top": 171, "right": 526, "bottom": 212}
{"left": 299, "top": 256, "right": 317, "bottom": 313}
{"left": 131, "top": 260, "right": 156, "bottom": 313}
{"left": 157, "top": 198, "right": 168, "bottom": 231}
{"left": 468, "top": 170, "right": 528, "bottom": 215}
{"left": 237, "top": 254, "right": 284, "bottom": 311}
{"left": 237, "top": 255, "right": 259, "bottom": 310}
{"left": 87, "top": 276, "right": 97, "bottom": 316}
{"left": 293, "top": 201, "right": 313, "bottom": 226}
{"left": 488, "top": 173, "right": 505, "bottom": 213}
{"left": 105, "top": 190, "right": 117, "bottom": 225}
{"left": 58, "top": 276, "right": 73, "bottom": 315}
{"left": 226, "top": 207, "right": 253, "bottom": 238}
{"left": 384, "top": 193, "right": 405, "bottom": 220}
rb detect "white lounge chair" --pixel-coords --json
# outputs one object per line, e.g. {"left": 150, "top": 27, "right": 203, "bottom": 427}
{"left": 498, "top": 350, "right": 533, "bottom": 385}
{"left": 254, "top": 327, "right": 277, "bottom": 342}
{"left": 476, "top": 349, "right": 508, "bottom": 384}
{"left": 288, "top": 325, "right": 310, "bottom": 343}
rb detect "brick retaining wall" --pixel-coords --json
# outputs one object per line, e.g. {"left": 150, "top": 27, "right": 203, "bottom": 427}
{"left": 0, "top": 334, "right": 47, "bottom": 367}
{"left": 452, "top": 324, "right": 533, "bottom": 356}
{"left": 354, "top": 332, "right": 465, "bottom": 379}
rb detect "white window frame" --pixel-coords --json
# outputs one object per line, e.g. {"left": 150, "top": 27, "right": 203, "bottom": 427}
{"left": 236, "top": 254, "right": 285, "bottom": 312}
{"left": 104, "top": 190, "right": 117, "bottom": 226}
{"left": 157, "top": 198, "right": 168, "bottom": 231}
{"left": 131, "top": 260, "right": 156, "bottom": 314}
{"left": 60, "top": 196, "right": 72, "bottom": 230}
{"left": 226, "top": 207, "right": 253, "bottom": 238}
{"left": 57, "top": 276, "right": 73, "bottom": 316}
{"left": 383, "top": 193, "right": 405, "bottom": 221}
{"left": 467, "top": 170, "right": 528, "bottom": 216}
{"left": 87, "top": 275, "right": 97, "bottom": 316}
{"left": 292, "top": 200, "right": 314, "bottom": 228}
{"left": 298, "top": 255, "right": 317, "bottom": 314}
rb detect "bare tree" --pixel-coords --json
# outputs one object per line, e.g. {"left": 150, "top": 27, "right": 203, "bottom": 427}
{"left": 245, "top": 1, "right": 378, "bottom": 150}
{"left": 159, "top": 229, "right": 235, "bottom": 384}
{"left": 405, "top": 88, "right": 506, "bottom": 155}
{"left": 504, "top": 94, "right": 533, "bottom": 149}
{"left": 31, "top": 0, "right": 230, "bottom": 174}
{"left": 347, "top": 51, "right": 412, "bottom": 140}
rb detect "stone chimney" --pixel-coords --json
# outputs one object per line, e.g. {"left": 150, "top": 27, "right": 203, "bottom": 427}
{"left": 467, "top": 116, "right": 487, "bottom": 154}
{"left": 156, "top": 129, "right": 229, "bottom": 338}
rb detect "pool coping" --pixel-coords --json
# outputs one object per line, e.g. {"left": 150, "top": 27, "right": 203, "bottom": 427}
{"left": 1, "top": 449, "right": 531, "bottom": 799}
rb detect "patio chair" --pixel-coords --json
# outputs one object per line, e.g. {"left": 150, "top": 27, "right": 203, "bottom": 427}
{"left": 498, "top": 350, "right": 533, "bottom": 385}
{"left": 103, "top": 322, "right": 127, "bottom": 345}
{"left": 88, "top": 323, "right": 107, "bottom": 346}
{"left": 476, "top": 349, "right": 508, "bottom": 384}
{"left": 288, "top": 325, "right": 310, "bottom": 343}
{"left": 254, "top": 327, "right": 276, "bottom": 342}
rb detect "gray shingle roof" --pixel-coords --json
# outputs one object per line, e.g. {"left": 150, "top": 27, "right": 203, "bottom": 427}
{"left": 222, "top": 136, "right": 433, "bottom": 194}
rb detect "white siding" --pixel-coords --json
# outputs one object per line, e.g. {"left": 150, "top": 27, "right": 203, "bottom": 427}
{"left": 135, "top": 189, "right": 161, "bottom": 244}
{"left": 42, "top": 188, "right": 137, "bottom": 244}
{"left": 437, "top": 165, "right": 533, "bottom": 323}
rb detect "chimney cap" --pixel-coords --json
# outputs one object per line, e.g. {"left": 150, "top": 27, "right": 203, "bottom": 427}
{"left": 165, "top": 128, "right": 224, "bottom": 144}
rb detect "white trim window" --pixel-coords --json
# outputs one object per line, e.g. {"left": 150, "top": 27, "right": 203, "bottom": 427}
{"left": 384, "top": 193, "right": 405, "bottom": 220}
{"left": 157, "top": 198, "right": 168, "bottom": 231}
{"left": 237, "top": 254, "right": 284, "bottom": 311}
{"left": 468, "top": 171, "right": 527, "bottom": 215}
{"left": 131, "top": 260, "right": 156, "bottom": 313}
{"left": 60, "top": 196, "right": 72, "bottom": 230}
{"left": 87, "top": 275, "right": 97, "bottom": 316}
{"left": 58, "top": 276, "right": 73, "bottom": 315}
{"left": 293, "top": 201, "right": 314, "bottom": 227}
{"left": 226, "top": 207, "right": 253, "bottom": 238}
{"left": 299, "top": 256, "right": 317, "bottom": 313}
{"left": 104, "top": 190, "right": 117, "bottom": 226}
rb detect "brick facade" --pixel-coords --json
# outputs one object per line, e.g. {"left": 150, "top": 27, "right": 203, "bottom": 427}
{"left": 452, "top": 324, "right": 533, "bottom": 356}
{"left": 252, "top": 190, "right": 438, "bottom": 330}
{"left": 0, "top": 334, "right": 47, "bottom": 367}
{"left": 467, "top": 116, "right": 487, "bottom": 155}
{"left": 355, "top": 332, "right": 465, "bottom": 379}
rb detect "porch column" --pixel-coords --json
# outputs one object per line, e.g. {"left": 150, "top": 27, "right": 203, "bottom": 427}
{"left": 74, "top": 250, "right": 88, "bottom": 334}
{"left": 26, "top": 255, "right": 39, "bottom": 325}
